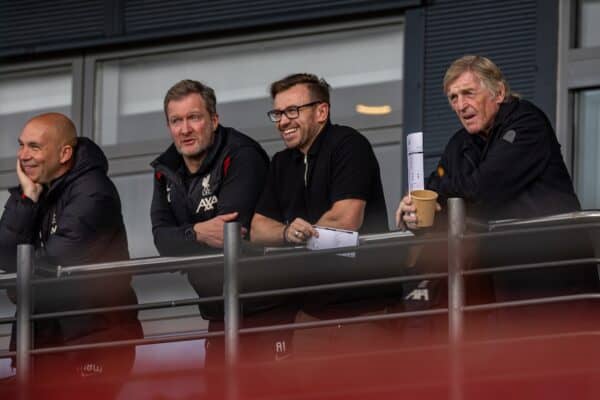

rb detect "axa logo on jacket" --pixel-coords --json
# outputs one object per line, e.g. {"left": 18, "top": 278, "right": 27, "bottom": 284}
{"left": 196, "top": 195, "right": 218, "bottom": 212}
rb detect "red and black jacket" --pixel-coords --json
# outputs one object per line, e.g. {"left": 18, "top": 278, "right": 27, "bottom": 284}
{"left": 150, "top": 124, "right": 269, "bottom": 257}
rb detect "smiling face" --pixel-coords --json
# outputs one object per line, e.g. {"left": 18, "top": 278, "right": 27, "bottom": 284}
{"left": 166, "top": 93, "right": 219, "bottom": 172}
{"left": 18, "top": 118, "right": 73, "bottom": 184}
{"left": 446, "top": 71, "right": 505, "bottom": 136}
{"left": 272, "top": 84, "right": 329, "bottom": 154}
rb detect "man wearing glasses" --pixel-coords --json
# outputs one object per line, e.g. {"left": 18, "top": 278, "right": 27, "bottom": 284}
{"left": 251, "top": 73, "right": 387, "bottom": 244}
{"left": 251, "top": 73, "right": 392, "bottom": 356}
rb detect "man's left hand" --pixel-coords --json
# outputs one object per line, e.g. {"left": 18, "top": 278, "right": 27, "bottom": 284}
{"left": 193, "top": 212, "right": 241, "bottom": 248}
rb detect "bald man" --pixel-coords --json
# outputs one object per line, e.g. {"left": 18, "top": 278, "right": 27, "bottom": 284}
{"left": 0, "top": 113, "right": 141, "bottom": 395}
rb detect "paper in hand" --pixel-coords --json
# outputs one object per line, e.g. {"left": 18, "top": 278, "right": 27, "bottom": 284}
{"left": 306, "top": 226, "right": 359, "bottom": 251}
{"left": 407, "top": 132, "right": 424, "bottom": 192}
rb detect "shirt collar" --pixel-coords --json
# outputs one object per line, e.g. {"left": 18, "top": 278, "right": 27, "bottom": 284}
{"left": 291, "top": 120, "right": 331, "bottom": 161}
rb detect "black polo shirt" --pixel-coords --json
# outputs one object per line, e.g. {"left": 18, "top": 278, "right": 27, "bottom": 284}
{"left": 256, "top": 121, "right": 388, "bottom": 234}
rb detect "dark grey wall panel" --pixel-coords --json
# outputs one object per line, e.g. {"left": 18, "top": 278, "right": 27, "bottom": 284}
{"left": 0, "top": 0, "right": 105, "bottom": 53}
{"left": 402, "top": 7, "right": 426, "bottom": 193}
{"left": 123, "top": 0, "right": 419, "bottom": 34}
{"left": 534, "top": 0, "right": 559, "bottom": 124}
{"left": 420, "top": 0, "right": 550, "bottom": 171}
{"left": 0, "top": 0, "right": 421, "bottom": 59}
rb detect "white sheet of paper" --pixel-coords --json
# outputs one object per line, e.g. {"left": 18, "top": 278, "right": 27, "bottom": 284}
{"left": 306, "top": 226, "right": 359, "bottom": 250}
{"left": 407, "top": 131, "right": 424, "bottom": 192}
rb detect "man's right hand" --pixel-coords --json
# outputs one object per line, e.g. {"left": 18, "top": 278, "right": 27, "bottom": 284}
{"left": 395, "top": 194, "right": 418, "bottom": 230}
{"left": 284, "top": 217, "right": 319, "bottom": 245}
{"left": 395, "top": 194, "right": 442, "bottom": 230}
{"left": 193, "top": 212, "right": 240, "bottom": 248}
{"left": 16, "top": 160, "right": 43, "bottom": 203}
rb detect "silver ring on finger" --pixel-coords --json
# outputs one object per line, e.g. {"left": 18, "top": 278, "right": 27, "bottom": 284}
{"left": 295, "top": 230, "right": 302, "bottom": 238}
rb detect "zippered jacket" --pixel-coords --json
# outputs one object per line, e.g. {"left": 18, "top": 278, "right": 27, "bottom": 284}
{"left": 428, "top": 97, "right": 580, "bottom": 221}
{"left": 151, "top": 125, "right": 269, "bottom": 256}
{"left": 0, "top": 137, "right": 141, "bottom": 346}
{"left": 422, "top": 98, "right": 598, "bottom": 301}
{"left": 150, "top": 125, "right": 271, "bottom": 319}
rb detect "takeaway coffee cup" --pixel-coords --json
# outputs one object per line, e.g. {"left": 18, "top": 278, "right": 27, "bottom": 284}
{"left": 409, "top": 189, "right": 439, "bottom": 228}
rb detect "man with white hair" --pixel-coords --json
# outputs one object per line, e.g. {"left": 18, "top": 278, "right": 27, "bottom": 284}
{"left": 395, "top": 55, "right": 598, "bottom": 327}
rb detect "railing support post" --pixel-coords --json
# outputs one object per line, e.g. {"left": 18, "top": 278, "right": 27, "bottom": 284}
{"left": 447, "top": 198, "right": 466, "bottom": 400}
{"left": 16, "top": 244, "right": 34, "bottom": 396}
{"left": 223, "top": 222, "right": 240, "bottom": 366}
{"left": 448, "top": 197, "right": 466, "bottom": 344}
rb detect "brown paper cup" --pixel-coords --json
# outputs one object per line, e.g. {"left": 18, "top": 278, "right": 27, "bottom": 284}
{"left": 410, "top": 189, "right": 438, "bottom": 228}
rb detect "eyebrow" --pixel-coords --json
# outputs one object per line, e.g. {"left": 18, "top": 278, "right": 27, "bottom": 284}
{"left": 18, "top": 139, "right": 42, "bottom": 146}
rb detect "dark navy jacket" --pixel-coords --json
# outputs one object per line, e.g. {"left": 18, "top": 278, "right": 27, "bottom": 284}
{"left": 0, "top": 137, "right": 141, "bottom": 346}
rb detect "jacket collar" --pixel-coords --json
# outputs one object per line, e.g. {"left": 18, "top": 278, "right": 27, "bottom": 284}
{"left": 488, "top": 96, "right": 519, "bottom": 138}
{"left": 45, "top": 137, "right": 107, "bottom": 197}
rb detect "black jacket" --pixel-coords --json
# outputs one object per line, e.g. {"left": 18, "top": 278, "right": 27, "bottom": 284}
{"left": 423, "top": 98, "right": 598, "bottom": 301}
{"left": 428, "top": 98, "right": 580, "bottom": 221}
{"left": 151, "top": 125, "right": 271, "bottom": 320}
{"left": 0, "top": 137, "right": 140, "bottom": 346}
{"left": 151, "top": 125, "right": 268, "bottom": 256}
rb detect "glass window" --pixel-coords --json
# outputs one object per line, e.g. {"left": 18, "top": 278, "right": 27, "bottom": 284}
{"left": 112, "top": 173, "right": 158, "bottom": 259}
{"left": 94, "top": 24, "right": 403, "bottom": 146}
{"left": 574, "top": 89, "right": 600, "bottom": 208}
{"left": 100, "top": 22, "right": 405, "bottom": 247}
{"left": 0, "top": 67, "right": 72, "bottom": 159}
{"left": 0, "top": 189, "right": 10, "bottom": 210}
{"left": 578, "top": 0, "right": 600, "bottom": 48}
{"left": 0, "top": 189, "right": 10, "bottom": 272}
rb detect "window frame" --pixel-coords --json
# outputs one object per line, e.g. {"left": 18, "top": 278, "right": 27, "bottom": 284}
{"left": 558, "top": 0, "right": 600, "bottom": 203}
{"left": 81, "top": 16, "right": 405, "bottom": 177}
{"left": 0, "top": 56, "right": 83, "bottom": 188}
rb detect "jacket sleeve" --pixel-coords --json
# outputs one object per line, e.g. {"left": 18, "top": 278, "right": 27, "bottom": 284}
{"left": 0, "top": 191, "right": 39, "bottom": 273}
{"left": 150, "top": 173, "right": 205, "bottom": 257}
{"left": 432, "top": 108, "right": 552, "bottom": 209}
{"left": 36, "top": 179, "right": 127, "bottom": 268}
{"left": 214, "top": 145, "right": 269, "bottom": 230}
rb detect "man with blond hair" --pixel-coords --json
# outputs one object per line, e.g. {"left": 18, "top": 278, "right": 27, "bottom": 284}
{"left": 398, "top": 55, "right": 580, "bottom": 225}
{"left": 395, "top": 56, "right": 598, "bottom": 326}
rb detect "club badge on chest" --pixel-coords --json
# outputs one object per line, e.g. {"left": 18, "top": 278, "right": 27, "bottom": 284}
{"left": 196, "top": 173, "right": 218, "bottom": 213}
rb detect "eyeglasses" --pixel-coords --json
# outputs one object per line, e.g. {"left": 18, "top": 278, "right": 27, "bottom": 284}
{"left": 267, "top": 101, "right": 323, "bottom": 122}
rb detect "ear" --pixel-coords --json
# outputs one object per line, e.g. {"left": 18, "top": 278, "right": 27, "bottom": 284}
{"left": 495, "top": 82, "right": 506, "bottom": 103}
{"left": 211, "top": 113, "right": 220, "bottom": 129}
{"left": 59, "top": 145, "right": 74, "bottom": 165}
{"left": 315, "top": 102, "right": 329, "bottom": 123}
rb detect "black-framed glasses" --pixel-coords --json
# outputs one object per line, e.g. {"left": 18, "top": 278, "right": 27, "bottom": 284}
{"left": 267, "top": 101, "right": 323, "bottom": 122}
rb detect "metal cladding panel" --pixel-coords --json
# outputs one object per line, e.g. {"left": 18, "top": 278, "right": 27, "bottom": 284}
{"left": 421, "top": 0, "right": 538, "bottom": 160}
{"left": 123, "top": 0, "right": 418, "bottom": 34}
{"left": 0, "top": 0, "right": 105, "bottom": 51}
{"left": 0, "top": 0, "right": 420, "bottom": 58}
